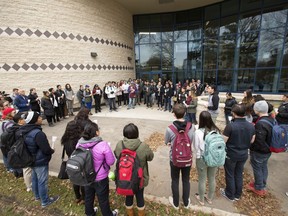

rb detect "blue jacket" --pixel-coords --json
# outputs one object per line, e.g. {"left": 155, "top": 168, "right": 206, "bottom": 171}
{"left": 14, "top": 95, "right": 30, "bottom": 112}
{"left": 16, "top": 124, "right": 54, "bottom": 167}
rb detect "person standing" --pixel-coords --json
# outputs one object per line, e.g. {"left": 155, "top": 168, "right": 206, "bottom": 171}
{"left": 206, "top": 85, "right": 219, "bottom": 124}
{"left": 28, "top": 88, "right": 41, "bottom": 113}
{"left": 220, "top": 104, "right": 255, "bottom": 201}
{"left": 224, "top": 92, "right": 237, "bottom": 125}
{"left": 56, "top": 85, "right": 67, "bottom": 119}
{"left": 165, "top": 104, "right": 194, "bottom": 210}
{"left": 105, "top": 81, "right": 117, "bottom": 112}
{"left": 247, "top": 100, "right": 274, "bottom": 196}
{"left": 184, "top": 90, "right": 198, "bottom": 124}
{"left": 92, "top": 84, "right": 102, "bottom": 113}
{"left": 49, "top": 88, "right": 60, "bottom": 122}
{"left": 83, "top": 85, "right": 93, "bottom": 115}
{"left": 76, "top": 85, "right": 85, "bottom": 108}
{"left": 14, "top": 89, "right": 31, "bottom": 112}
{"left": 64, "top": 83, "right": 75, "bottom": 116}
{"left": 41, "top": 91, "right": 55, "bottom": 127}
{"left": 16, "top": 111, "right": 59, "bottom": 207}
{"left": 114, "top": 123, "right": 154, "bottom": 216}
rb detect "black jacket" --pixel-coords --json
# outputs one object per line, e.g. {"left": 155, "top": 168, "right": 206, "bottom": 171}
{"left": 250, "top": 116, "right": 274, "bottom": 154}
{"left": 28, "top": 93, "right": 40, "bottom": 112}
{"left": 208, "top": 92, "right": 220, "bottom": 111}
{"left": 224, "top": 97, "right": 237, "bottom": 115}
{"left": 41, "top": 96, "right": 54, "bottom": 116}
{"left": 276, "top": 102, "right": 288, "bottom": 124}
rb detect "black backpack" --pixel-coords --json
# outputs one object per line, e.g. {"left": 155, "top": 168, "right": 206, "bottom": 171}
{"left": 7, "top": 130, "right": 38, "bottom": 169}
{"left": 66, "top": 142, "right": 103, "bottom": 186}
{"left": 0, "top": 125, "right": 19, "bottom": 157}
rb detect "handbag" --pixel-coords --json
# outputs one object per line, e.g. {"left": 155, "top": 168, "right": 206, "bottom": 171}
{"left": 58, "top": 146, "right": 69, "bottom": 179}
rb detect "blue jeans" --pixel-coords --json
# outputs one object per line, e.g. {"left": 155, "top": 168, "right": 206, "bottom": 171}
{"left": 164, "top": 97, "right": 171, "bottom": 111}
{"left": 108, "top": 98, "right": 117, "bottom": 110}
{"left": 32, "top": 165, "right": 49, "bottom": 206}
{"left": 185, "top": 113, "right": 196, "bottom": 123}
{"left": 250, "top": 151, "right": 271, "bottom": 190}
{"left": 128, "top": 97, "right": 135, "bottom": 108}
{"left": 85, "top": 102, "right": 92, "bottom": 111}
{"left": 85, "top": 177, "right": 113, "bottom": 216}
{"left": 224, "top": 157, "right": 246, "bottom": 199}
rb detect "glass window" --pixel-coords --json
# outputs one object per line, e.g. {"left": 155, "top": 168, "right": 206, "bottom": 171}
{"left": 255, "top": 69, "right": 279, "bottom": 92}
{"left": 188, "top": 24, "right": 202, "bottom": 40}
{"left": 279, "top": 68, "right": 288, "bottom": 92}
{"left": 221, "top": 1, "right": 239, "bottom": 17}
{"left": 283, "top": 32, "right": 288, "bottom": 66}
{"left": 138, "top": 29, "right": 150, "bottom": 44}
{"left": 264, "top": 0, "right": 288, "bottom": 7}
{"left": 150, "top": 14, "right": 161, "bottom": 27}
{"left": 203, "top": 38, "right": 218, "bottom": 69}
{"left": 205, "top": 4, "right": 220, "bottom": 20}
{"left": 134, "top": 33, "right": 139, "bottom": 44}
{"left": 161, "top": 13, "right": 174, "bottom": 26}
{"left": 219, "top": 35, "right": 236, "bottom": 69}
{"left": 220, "top": 15, "right": 238, "bottom": 36}
{"left": 176, "top": 11, "right": 188, "bottom": 24}
{"left": 203, "top": 70, "right": 217, "bottom": 85}
{"left": 239, "top": 31, "right": 259, "bottom": 68}
{"left": 150, "top": 28, "right": 161, "bottom": 43}
{"left": 188, "top": 8, "right": 202, "bottom": 22}
{"left": 174, "top": 25, "right": 187, "bottom": 42}
{"left": 261, "top": 9, "right": 288, "bottom": 29}
{"left": 174, "top": 42, "right": 187, "bottom": 71}
{"left": 188, "top": 40, "right": 202, "bottom": 72}
{"left": 204, "top": 19, "right": 219, "bottom": 38}
{"left": 239, "top": 11, "right": 261, "bottom": 32}
{"left": 162, "top": 31, "right": 174, "bottom": 42}
{"left": 257, "top": 28, "right": 285, "bottom": 67}
{"left": 162, "top": 42, "right": 173, "bottom": 72}
{"left": 236, "top": 69, "right": 255, "bottom": 91}
{"left": 139, "top": 44, "right": 161, "bottom": 71}
{"left": 138, "top": 16, "right": 150, "bottom": 28}
{"left": 217, "top": 70, "right": 234, "bottom": 92}
{"left": 240, "top": 0, "right": 262, "bottom": 12}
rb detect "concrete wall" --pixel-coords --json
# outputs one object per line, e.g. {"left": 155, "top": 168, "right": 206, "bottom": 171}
{"left": 0, "top": 0, "right": 135, "bottom": 95}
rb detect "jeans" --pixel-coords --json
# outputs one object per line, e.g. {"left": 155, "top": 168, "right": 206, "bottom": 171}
{"left": 196, "top": 158, "right": 218, "bottom": 201}
{"left": 224, "top": 157, "right": 246, "bottom": 199}
{"left": 85, "top": 102, "right": 92, "bottom": 111}
{"left": 128, "top": 97, "right": 135, "bottom": 108}
{"left": 125, "top": 188, "right": 144, "bottom": 208}
{"left": 108, "top": 98, "right": 117, "bottom": 110}
{"left": 85, "top": 177, "right": 113, "bottom": 216}
{"left": 157, "top": 95, "right": 163, "bottom": 108}
{"left": 250, "top": 151, "right": 271, "bottom": 190}
{"left": 146, "top": 95, "right": 152, "bottom": 107}
{"left": 123, "top": 93, "right": 129, "bottom": 105}
{"left": 164, "top": 97, "right": 171, "bottom": 111}
{"left": 170, "top": 161, "right": 191, "bottom": 206}
{"left": 32, "top": 165, "right": 49, "bottom": 206}
{"left": 185, "top": 113, "right": 196, "bottom": 123}
{"left": 66, "top": 100, "right": 74, "bottom": 114}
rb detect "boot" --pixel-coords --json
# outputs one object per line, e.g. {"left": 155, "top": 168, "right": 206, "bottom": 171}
{"left": 125, "top": 205, "right": 134, "bottom": 216}
{"left": 137, "top": 206, "right": 145, "bottom": 216}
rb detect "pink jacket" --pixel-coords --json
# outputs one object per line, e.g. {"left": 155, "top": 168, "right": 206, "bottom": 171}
{"left": 76, "top": 137, "right": 115, "bottom": 181}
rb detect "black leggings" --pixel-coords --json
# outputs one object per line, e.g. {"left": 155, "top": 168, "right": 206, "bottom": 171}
{"left": 125, "top": 188, "right": 144, "bottom": 207}
{"left": 46, "top": 115, "right": 53, "bottom": 124}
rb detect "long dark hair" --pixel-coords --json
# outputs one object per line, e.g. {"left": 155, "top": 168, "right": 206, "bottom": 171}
{"left": 82, "top": 122, "right": 99, "bottom": 140}
{"left": 61, "top": 120, "right": 82, "bottom": 146}
{"left": 74, "top": 107, "right": 89, "bottom": 121}
{"left": 198, "top": 111, "right": 220, "bottom": 133}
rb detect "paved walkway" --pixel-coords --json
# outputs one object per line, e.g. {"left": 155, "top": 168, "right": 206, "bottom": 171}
{"left": 2, "top": 104, "right": 288, "bottom": 215}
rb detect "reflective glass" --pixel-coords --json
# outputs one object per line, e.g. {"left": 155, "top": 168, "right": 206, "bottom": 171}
{"left": 239, "top": 32, "right": 259, "bottom": 68}
{"left": 203, "top": 70, "right": 217, "bottom": 85}
{"left": 162, "top": 31, "right": 174, "bottom": 42}
{"left": 261, "top": 9, "right": 288, "bottom": 29}
{"left": 219, "top": 35, "right": 236, "bottom": 69}
{"left": 204, "top": 19, "right": 219, "bottom": 38}
{"left": 188, "top": 40, "right": 202, "bottom": 71}
{"left": 257, "top": 28, "right": 285, "bottom": 67}
{"left": 217, "top": 70, "right": 234, "bottom": 92}
{"left": 176, "top": 11, "right": 188, "bottom": 24}
{"left": 174, "top": 26, "right": 187, "bottom": 42}
{"left": 203, "top": 38, "right": 218, "bottom": 69}
{"left": 240, "top": 0, "right": 262, "bottom": 12}
{"left": 174, "top": 43, "right": 188, "bottom": 82}
{"left": 138, "top": 16, "right": 150, "bottom": 27}
{"left": 255, "top": 69, "right": 279, "bottom": 92}
{"left": 205, "top": 4, "right": 220, "bottom": 20}
{"left": 239, "top": 12, "right": 261, "bottom": 32}
{"left": 150, "top": 14, "right": 161, "bottom": 27}
{"left": 264, "top": 0, "right": 288, "bottom": 7}
{"left": 134, "top": 33, "right": 139, "bottom": 44}
{"left": 221, "top": 0, "right": 239, "bottom": 17}
{"left": 188, "top": 24, "right": 202, "bottom": 40}
{"left": 283, "top": 32, "right": 288, "bottom": 66}
{"left": 279, "top": 68, "right": 288, "bottom": 92}
{"left": 162, "top": 42, "right": 173, "bottom": 71}
{"left": 162, "top": 14, "right": 174, "bottom": 26}
{"left": 150, "top": 29, "right": 161, "bottom": 43}
{"left": 220, "top": 16, "right": 238, "bottom": 36}
{"left": 138, "top": 30, "right": 150, "bottom": 44}
{"left": 236, "top": 69, "right": 255, "bottom": 91}
{"left": 139, "top": 44, "right": 161, "bottom": 71}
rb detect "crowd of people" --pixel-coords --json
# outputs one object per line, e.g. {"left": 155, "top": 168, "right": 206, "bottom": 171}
{"left": 0, "top": 78, "right": 288, "bottom": 215}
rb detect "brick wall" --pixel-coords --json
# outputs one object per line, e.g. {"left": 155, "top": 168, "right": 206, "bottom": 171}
{"left": 0, "top": 0, "right": 135, "bottom": 95}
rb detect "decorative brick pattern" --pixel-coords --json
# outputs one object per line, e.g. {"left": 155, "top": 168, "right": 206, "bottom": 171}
{"left": 0, "top": 27, "right": 133, "bottom": 50}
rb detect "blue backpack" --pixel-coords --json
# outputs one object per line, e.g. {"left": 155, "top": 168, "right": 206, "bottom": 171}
{"left": 203, "top": 130, "right": 226, "bottom": 167}
{"left": 259, "top": 119, "right": 288, "bottom": 153}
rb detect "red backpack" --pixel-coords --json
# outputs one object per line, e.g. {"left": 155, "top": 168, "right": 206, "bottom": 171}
{"left": 169, "top": 122, "right": 192, "bottom": 167}
{"left": 115, "top": 142, "right": 144, "bottom": 196}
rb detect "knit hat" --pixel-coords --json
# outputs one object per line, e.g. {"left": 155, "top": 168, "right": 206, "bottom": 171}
{"left": 25, "top": 111, "right": 40, "bottom": 124}
{"left": 254, "top": 100, "right": 268, "bottom": 114}
{"left": 2, "top": 107, "right": 15, "bottom": 119}
{"left": 85, "top": 85, "right": 89, "bottom": 88}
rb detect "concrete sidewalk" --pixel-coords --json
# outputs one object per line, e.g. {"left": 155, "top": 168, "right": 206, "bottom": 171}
{"left": 3, "top": 104, "right": 288, "bottom": 215}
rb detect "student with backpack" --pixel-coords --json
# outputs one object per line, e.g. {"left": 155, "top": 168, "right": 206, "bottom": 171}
{"left": 165, "top": 104, "right": 195, "bottom": 210}
{"left": 221, "top": 104, "right": 255, "bottom": 201}
{"left": 114, "top": 123, "right": 154, "bottom": 216}
{"left": 193, "top": 111, "right": 222, "bottom": 206}
{"left": 75, "top": 122, "right": 118, "bottom": 216}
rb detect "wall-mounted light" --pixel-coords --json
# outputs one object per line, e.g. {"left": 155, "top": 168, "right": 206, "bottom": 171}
{"left": 91, "top": 52, "right": 97, "bottom": 57}
{"left": 127, "top": 57, "right": 132, "bottom": 61}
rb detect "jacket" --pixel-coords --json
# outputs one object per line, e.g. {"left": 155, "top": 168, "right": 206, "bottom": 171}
{"left": 28, "top": 93, "right": 40, "bottom": 112}
{"left": 186, "top": 98, "right": 198, "bottom": 114}
{"left": 276, "top": 102, "right": 288, "bottom": 124}
{"left": 208, "top": 91, "right": 219, "bottom": 114}
{"left": 76, "top": 137, "right": 115, "bottom": 181}
{"left": 250, "top": 116, "right": 274, "bottom": 154}
{"left": 16, "top": 124, "right": 54, "bottom": 167}
{"left": 14, "top": 95, "right": 30, "bottom": 112}
{"left": 41, "top": 96, "right": 54, "bottom": 116}
{"left": 114, "top": 137, "right": 154, "bottom": 187}
{"left": 224, "top": 97, "right": 237, "bottom": 115}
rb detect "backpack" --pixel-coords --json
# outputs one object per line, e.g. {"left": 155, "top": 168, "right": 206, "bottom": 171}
{"left": 115, "top": 142, "right": 144, "bottom": 196}
{"left": 259, "top": 119, "right": 288, "bottom": 153}
{"left": 0, "top": 124, "right": 18, "bottom": 157}
{"left": 169, "top": 122, "right": 192, "bottom": 167}
{"left": 7, "top": 129, "right": 39, "bottom": 169}
{"left": 66, "top": 142, "right": 101, "bottom": 186}
{"left": 203, "top": 130, "right": 226, "bottom": 167}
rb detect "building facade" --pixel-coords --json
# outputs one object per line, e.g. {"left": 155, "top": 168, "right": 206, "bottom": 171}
{"left": 134, "top": 0, "right": 288, "bottom": 93}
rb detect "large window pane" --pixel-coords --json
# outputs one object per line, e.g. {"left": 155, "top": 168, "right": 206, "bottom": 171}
{"left": 221, "top": 0, "right": 239, "bottom": 17}
{"left": 204, "top": 19, "right": 219, "bottom": 38}
{"left": 219, "top": 35, "right": 236, "bottom": 69}
{"left": 174, "top": 26, "right": 187, "bottom": 42}
{"left": 220, "top": 15, "right": 238, "bottom": 36}
{"left": 240, "top": 0, "right": 262, "bottom": 12}
{"left": 279, "top": 68, "right": 288, "bottom": 92}
{"left": 150, "top": 28, "right": 161, "bottom": 43}
{"left": 239, "top": 32, "right": 259, "bottom": 68}
{"left": 176, "top": 11, "right": 188, "bottom": 25}
{"left": 161, "top": 13, "right": 174, "bottom": 26}
{"left": 205, "top": 4, "right": 220, "bottom": 20}
{"left": 174, "top": 42, "right": 188, "bottom": 76}
{"left": 218, "top": 70, "right": 233, "bottom": 91}
{"left": 162, "top": 42, "right": 173, "bottom": 72}
{"left": 255, "top": 69, "right": 279, "bottom": 92}
{"left": 188, "top": 40, "right": 202, "bottom": 71}
{"left": 239, "top": 12, "right": 261, "bottom": 32}
{"left": 261, "top": 9, "right": 288, "bottom": 29}
{"left": 283, "top": 32, "right": 288, "bottom": 66}
{"left": 203, "top": 38, "right": 218, "bottom": 69}
{"left": 139, "top": 44, "right": 161, "bottom": 71}
{"left": 138, "top": 30, "right": 150, "bottom": 44}
{"left": 203, "top": 70, "right": 216, "bottom": 85}
{"left": 257, "top": 28, "right": 285, "bottom": 67}
{"left": 162, "top": 31, "right": 173, "bottom": 42}
{"left": 150, "top": 14, "right": 161, "bottom": 27}
{"left": 236, "top": 69, "right": 255, "bottom": 91}
{"left": 188, "top": 24, "right": 202, "bottom": 40}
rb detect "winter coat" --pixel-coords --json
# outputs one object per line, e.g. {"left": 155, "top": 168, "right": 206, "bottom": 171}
{"left": 41, "top": 96, "right": 54, "bottom": 116}
{"left": 224, "top": 97, "right": 237, "bottom": 115}
{"left": 114, "top": 137, "right": 154, "bottom": 187}
{"left": 76, "top": 137, "right": 115, "bottom": 181}
{"left": 208, "top": 91, "right": 220, "bottom": 115}
{"left": 276, "top": 102, "right": 288, "bottom": 124}
{"left": 14, "top": 95, "right": 30, "bottom": 112}
{"left": 186, "top": 98, "right": 198, "bottom": 114}
{"left": 28, "top": 93, "right": 40, "bottom": 112}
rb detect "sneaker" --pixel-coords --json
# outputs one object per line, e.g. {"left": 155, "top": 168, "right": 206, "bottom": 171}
{"left": 251, "top": 188, "right": 267, "bottom": 196}
{"left": 184, "top": 198, "right": 191, "bottom": 209}
{"left": 168, "top": 196, "right": 179, "bottom": 210}
{"left": 112, "top": 209, "right": 119, "bottom": 216}
{"left": 94, "top": 207, "right": 98, "bottom": 213}
{"left": 220, "top": 188, "right": 234, "bottom": 202}
{"left": 41, "top": 196, "right": 60, "bottom": 208}
{"left": 26, "top": 187, "right": 32, "bottom": 192}
{"left": 234, "top": 197, "right": 240, "bottom": 201}
{"left": 246, "top": 181, "right": 255, "bottom": 191}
